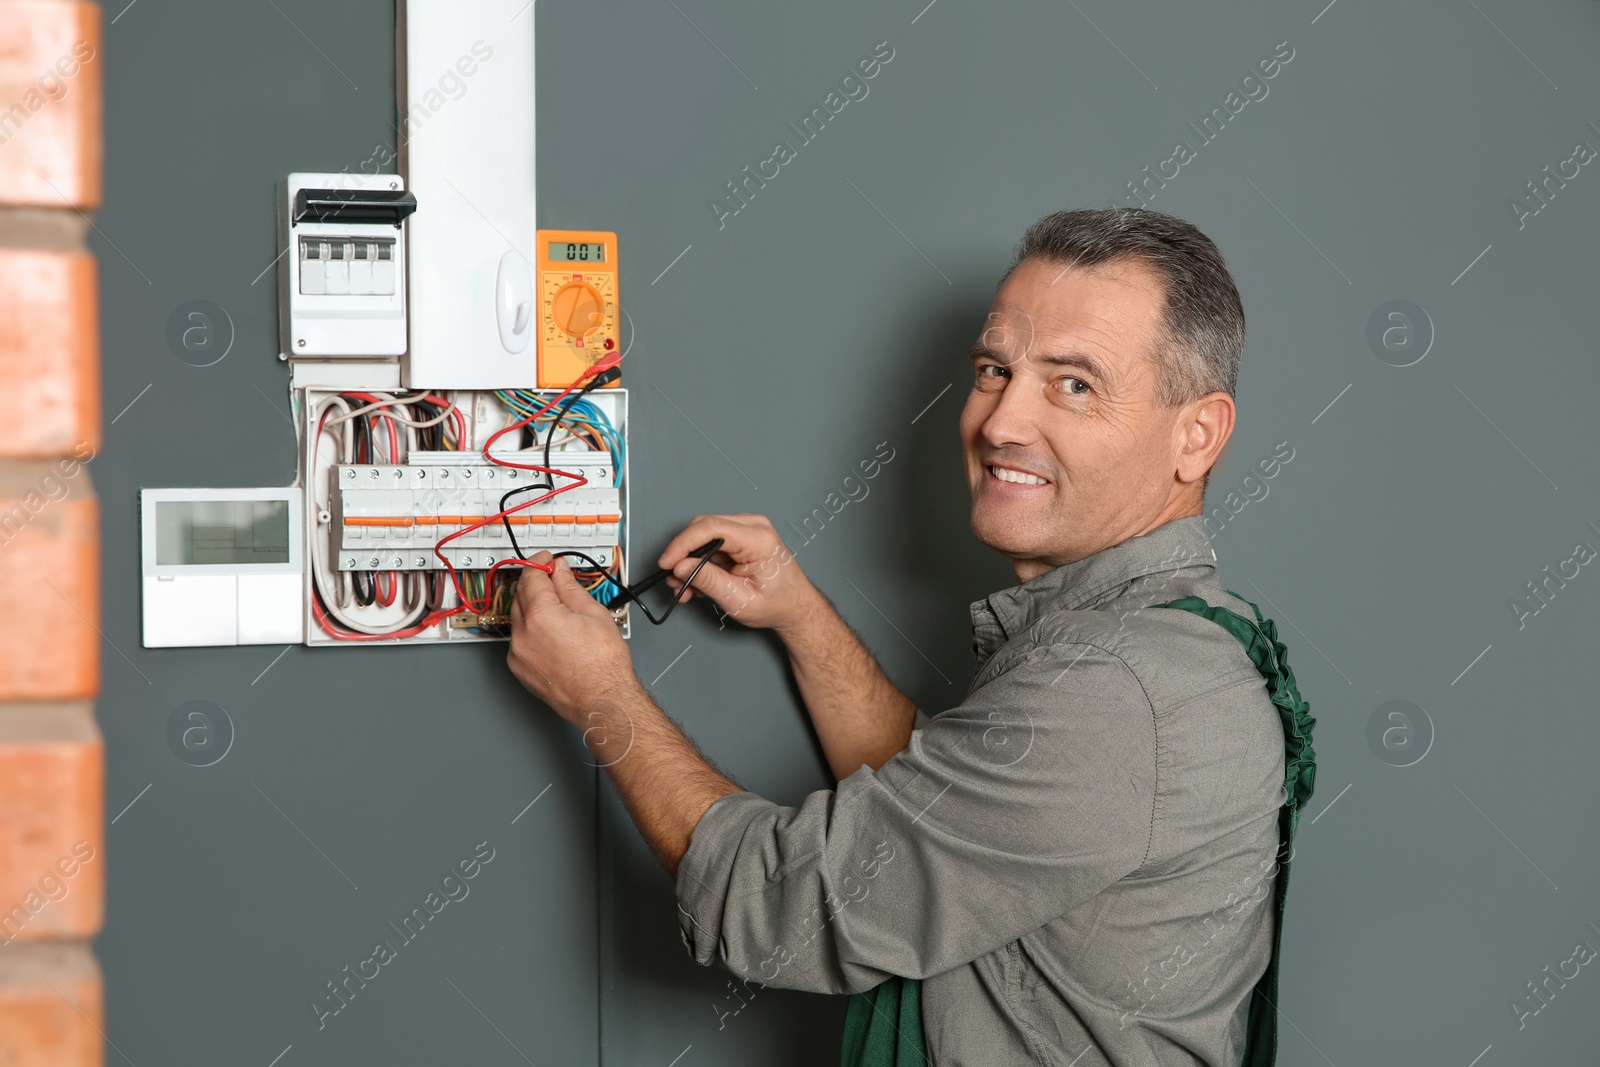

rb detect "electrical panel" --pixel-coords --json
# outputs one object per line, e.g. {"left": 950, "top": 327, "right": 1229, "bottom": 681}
{"left": 138, "top": 0, "right": 637, "bottom": 649}
{"left": 297, "top": 386, "right": 629, "bottom": 648}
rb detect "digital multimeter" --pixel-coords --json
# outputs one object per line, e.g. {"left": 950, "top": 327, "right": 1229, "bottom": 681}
{"left": 536, "top": 229, "right": 619, "bottom": 388}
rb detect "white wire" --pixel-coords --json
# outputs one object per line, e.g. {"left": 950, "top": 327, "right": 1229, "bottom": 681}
{"left": 542, "top": 429, "right": 590, "bottom": 451}
{"left": 323, "top": 392, "right": 458, "bottom": 429}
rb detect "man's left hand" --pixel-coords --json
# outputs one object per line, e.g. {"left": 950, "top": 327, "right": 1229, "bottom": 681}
{"left": 507, "top": 552, "right": 640, "bottom": 725}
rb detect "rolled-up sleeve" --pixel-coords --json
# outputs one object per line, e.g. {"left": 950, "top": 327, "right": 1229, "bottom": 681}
{"left": 674, "top": 640, "right": 1158, "bottom": 994}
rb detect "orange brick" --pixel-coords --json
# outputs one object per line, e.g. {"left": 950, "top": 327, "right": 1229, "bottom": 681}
{"left": 0, "top": 942, "right": 102, "bottom": 1067}
{"left": 0, "top": 1, "right": 102, "bottom": 208}
{"left": 0, "top": 702, "right": 102, "bottom": 944}
{"left": 0, "top": 463, "right": 97, "bottom": 700}
{"left": 0, "top": 249, "right": 100, "bottom": 458}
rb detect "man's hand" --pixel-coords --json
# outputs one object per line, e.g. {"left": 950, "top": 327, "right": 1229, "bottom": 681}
{"left": 507, "top": 552, "right": 641, "bottom": 726}
{"left": 661, "top": 514, "right": 917, "bottom": 778}
{"left": 658, "top": 514, "right": 823, "bottom": 634}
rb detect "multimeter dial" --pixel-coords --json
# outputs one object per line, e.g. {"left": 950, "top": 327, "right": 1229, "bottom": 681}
{"left": 549, "top": 280, "right": 606, "bottom": 338}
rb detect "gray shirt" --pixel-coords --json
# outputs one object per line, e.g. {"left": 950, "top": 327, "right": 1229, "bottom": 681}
{"left": 675, "top": 516, "right": 1287, "bottom": 1066}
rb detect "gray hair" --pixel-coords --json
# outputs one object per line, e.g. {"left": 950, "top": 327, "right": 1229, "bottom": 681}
{"left": 1000, "top": 208, "right": 1245, "bottom": 406}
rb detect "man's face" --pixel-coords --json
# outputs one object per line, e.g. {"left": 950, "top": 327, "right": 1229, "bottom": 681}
{"left": 959, "top": 256, "right": 1189, "bottom": 579}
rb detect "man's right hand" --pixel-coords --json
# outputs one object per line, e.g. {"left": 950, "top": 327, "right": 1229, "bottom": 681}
{"left": 660, "top": 513, "right": 917, "bottom": 777}
{"left": 658, "top": 514, "right": 822, "bottom": 634}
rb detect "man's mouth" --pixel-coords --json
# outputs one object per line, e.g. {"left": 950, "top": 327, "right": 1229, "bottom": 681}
{"left": 987, "top": 463, "right": 1051, "bottom": 487}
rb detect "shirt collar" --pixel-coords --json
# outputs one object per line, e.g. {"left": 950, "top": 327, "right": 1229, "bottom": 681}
{"left": 970, "top": 515, "right": 1217, "bottom": 659}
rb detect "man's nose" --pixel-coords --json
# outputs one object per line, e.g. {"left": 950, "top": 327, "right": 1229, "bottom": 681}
{"left": 981, "top": 376, "right": 1043, "bottom": 448}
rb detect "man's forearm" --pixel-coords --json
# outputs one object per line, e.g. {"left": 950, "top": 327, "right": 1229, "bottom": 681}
{"left": 584, "top": 683, "right": 743, "bottom": 878}
{"left": 779, "top": 590, "right": 917, "bottom": 780}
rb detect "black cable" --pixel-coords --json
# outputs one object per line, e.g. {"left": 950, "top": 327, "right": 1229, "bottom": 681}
{"left": 350, "top": 570, "right": 375, "bottom": 607}
{"left": 409, "top": 396, "right": 435, "bottom": 450}
{"left": 497, "top": 480, "right": 553, "bottom": 561}
{"left": 413, "top": 397, "right": 445, "bottom": 451}
{"left": 352, "top": 410, "right": 370, "bottom": 464}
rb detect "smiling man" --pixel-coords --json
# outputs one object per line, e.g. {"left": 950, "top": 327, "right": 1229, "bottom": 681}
{"left": 507, "top": 208, "right": 1315, "bottom": 1066}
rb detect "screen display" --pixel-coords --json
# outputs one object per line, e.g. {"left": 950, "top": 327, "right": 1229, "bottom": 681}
{"left": 549, "top": 241, "right": 606, "bottom": 263}
{"left": 156, "top": 500, "right": 290, "bottom": 565}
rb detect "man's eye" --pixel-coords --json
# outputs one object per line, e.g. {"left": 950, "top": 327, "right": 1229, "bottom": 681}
{"left": 1058, "top": 377, "right": 1090, "bottom": 395}
{"left": 975, "top": 363, "right": 1007, "bottom": 382}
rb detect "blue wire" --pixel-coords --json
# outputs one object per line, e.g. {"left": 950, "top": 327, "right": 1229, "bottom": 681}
{"left": 497, "top": 391, "right": 624, "bottom": 485}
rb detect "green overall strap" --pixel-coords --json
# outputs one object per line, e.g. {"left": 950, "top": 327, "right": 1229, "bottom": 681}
{"left": 839, "top": 594, "right": 1315, "bottom": 1067}
{"left": 840, "top": 973, "right": 926, "bottom": 1067}
{"left": 1152, "top": 594, "right": 1317, "bottom": 1067}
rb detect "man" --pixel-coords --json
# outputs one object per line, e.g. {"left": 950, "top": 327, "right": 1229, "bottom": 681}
{"left": 508, "top": 208, "right": 1301, "bottom": 1065}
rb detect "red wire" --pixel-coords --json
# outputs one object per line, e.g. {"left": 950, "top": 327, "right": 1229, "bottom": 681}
{"left": 313, "top": 595, "right": 462, "bottom": 641}
{"left": 374, "top": 571, "right": 395, "bottom": 607}
{"left": 449, "top": 405, "right": 467, "bottom": 450}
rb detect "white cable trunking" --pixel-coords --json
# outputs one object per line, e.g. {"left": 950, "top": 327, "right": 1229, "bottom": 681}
{"left": 398, "top": 0, "right": 537, "bottom": 390}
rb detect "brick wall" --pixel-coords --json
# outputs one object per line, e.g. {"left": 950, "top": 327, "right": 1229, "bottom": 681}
{"left": 0, "top": 3, "right": 105, "bottom": 1065}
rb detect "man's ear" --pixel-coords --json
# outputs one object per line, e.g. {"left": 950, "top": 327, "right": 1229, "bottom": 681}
{"left": 1175, "top": 392, "right": 1235, "bottom": 487}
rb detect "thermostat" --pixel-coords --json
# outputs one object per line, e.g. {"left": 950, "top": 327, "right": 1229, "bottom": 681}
{"left": 140, "top": 488, "right": 304, "bottom": 647}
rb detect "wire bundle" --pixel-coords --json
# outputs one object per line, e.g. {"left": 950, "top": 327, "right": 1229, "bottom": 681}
{"left": 308, "top": 389, "right": 469, "bottom": 640}
{"left": 495, "top": 390, "right": 625, "bottom": 485}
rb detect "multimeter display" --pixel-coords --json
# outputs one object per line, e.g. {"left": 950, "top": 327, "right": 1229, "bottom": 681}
{"left": 549, "top": 242, "right": 606, "bottom": 263}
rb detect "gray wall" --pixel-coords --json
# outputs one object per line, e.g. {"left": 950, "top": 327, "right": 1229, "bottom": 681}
{"left": 97, "top": 1, "right": 1599, "bottom": 1065}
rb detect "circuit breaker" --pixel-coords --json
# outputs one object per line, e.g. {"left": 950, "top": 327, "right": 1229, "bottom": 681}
{"left": 278, "top": 173, "right": 416, "bottom": 358}
{"left": 332, "top": 453, "right": 620, "bottom": 573}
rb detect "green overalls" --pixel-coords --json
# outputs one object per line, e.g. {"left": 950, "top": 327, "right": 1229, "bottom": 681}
{"left": 840, "top": 595, "right": 1318, "bottom": 1067}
